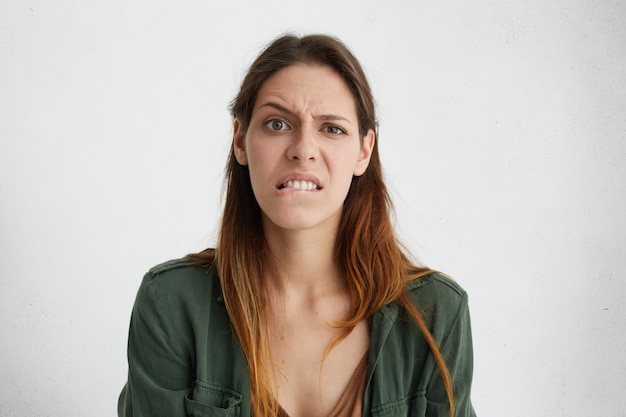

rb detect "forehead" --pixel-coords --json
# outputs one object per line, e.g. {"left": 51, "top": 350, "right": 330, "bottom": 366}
{"left": 254, "top": 64, "right": 357, "bottom": 116}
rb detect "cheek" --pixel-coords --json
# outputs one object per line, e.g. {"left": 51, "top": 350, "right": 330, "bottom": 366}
{"left": 334, "top": 146, "right": 362, "bottom": 174}
{"left": 245, "top": 145, "right": 277, "bottom": 189}
{"left": 329, "top": 156, "right": 359, "bottom": 193}
{"left": 247, "top": 151, "right": 270, "bottom": 173}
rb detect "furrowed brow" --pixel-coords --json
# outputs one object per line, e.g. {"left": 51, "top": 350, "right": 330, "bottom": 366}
{"left": 314, "top": 114, "right": 352, "bottom": 124}
{"left": 257, "top": 102, "right": 295, "bottom": 116}
{"left": 257, "top": 102, "right": 352, "bottom": 124}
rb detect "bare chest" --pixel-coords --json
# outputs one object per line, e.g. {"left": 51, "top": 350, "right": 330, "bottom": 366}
{"left": 269, "top": 319, "right": 369, "bottom": 417}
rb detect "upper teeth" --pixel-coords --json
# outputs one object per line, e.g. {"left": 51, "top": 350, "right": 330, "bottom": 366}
{"left": 283, "top": 180, "right": 318, "bottom": 190}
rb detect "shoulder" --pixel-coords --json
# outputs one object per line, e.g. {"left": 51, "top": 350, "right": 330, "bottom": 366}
{"left": 130, "top": 256, "right": 223, "bottom": 345}
{"left": 405, "top": 271, "right": 468, "bottom": 303}
{"left": 136, "top": 256, "right": 221, "bottom": 309}
{"left": 146, "top": 256, "right": 215, "bottom": 280}
{"left": 403, "top": 272, "right": 470, "bottom": 329}
{"left": 144, "top": 256, "right": 216, "bottom": 287}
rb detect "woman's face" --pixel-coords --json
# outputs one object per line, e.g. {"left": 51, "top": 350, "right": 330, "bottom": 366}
{"left": 234, "top": 63, "right": 375, "bottom": 235}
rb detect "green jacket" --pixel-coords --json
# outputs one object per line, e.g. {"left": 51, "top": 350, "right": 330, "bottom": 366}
{"left": 118, "top": 258, "right": 476, "bottom": 416}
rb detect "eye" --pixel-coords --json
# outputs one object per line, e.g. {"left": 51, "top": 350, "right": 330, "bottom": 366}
{"left": 322, "top": 125, "right": 346, "bottom": 135}
{"left": 265, "top": 119, "right": 290, "bottom": 131}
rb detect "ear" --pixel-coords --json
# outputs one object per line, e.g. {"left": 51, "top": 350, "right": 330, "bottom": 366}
{"left": 353, "top": 128, "right": 376, "bottom": 176}
{"left": 233, "top": 118, "right": 248, "bottom": 166}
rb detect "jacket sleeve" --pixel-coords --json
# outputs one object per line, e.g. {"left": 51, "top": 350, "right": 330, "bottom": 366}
{"left": 118, "top": 273, "right": 194, "bottom": 417}
{"left": 427, "top": 291, "right": 476, "bottom": 417}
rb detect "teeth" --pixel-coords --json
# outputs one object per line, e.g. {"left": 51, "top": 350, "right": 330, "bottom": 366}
{"left": 284, "top": 180, "right": 318, "bottom": 190}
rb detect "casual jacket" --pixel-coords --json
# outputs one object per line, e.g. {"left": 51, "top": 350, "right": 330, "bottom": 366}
{"left": 118, "top": 258, "right": 476, "bottom": 417}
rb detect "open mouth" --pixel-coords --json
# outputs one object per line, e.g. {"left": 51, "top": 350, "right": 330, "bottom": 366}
{"left": 277, "top": 180, "right": 321, "bottom": 191}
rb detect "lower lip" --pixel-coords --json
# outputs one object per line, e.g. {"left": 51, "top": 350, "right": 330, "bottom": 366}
{"left": 276, "top": 187, "right": 321, "bottom": 196}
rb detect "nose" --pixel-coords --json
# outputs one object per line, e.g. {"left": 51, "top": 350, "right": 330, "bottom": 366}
{"left": 287, "top": 127, "right": 317, "bottom": 162}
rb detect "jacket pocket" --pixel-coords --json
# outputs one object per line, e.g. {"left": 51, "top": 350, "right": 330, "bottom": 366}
{"left": 184, "top": 379, "right": 242, "bottom": 417}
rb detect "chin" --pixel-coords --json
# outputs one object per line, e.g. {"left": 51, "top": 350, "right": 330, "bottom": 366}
{"left": 262, "top": 211, "right": 341, "bottom": 234}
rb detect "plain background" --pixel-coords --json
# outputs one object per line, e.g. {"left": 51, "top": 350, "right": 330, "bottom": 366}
{"left": 1, "top": 1, "right": 625, "bottom": 416}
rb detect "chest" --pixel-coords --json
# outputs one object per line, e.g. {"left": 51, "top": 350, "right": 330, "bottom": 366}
{"left": 269, "top": 319, "right": 369, "bottom": 417}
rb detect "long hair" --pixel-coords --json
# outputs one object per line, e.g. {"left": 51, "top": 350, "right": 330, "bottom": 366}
{"left": 189, "top": 34, "right": 454, "bottom": 416}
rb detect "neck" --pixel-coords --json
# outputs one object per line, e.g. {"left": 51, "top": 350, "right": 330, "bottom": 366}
{"left": 262, "top": 217, "right": 344, "bottom": 298}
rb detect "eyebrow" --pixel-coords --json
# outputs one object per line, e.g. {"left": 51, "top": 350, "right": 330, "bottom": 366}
{"left": 257, "top": 102, "right": 352, "bottom": 124}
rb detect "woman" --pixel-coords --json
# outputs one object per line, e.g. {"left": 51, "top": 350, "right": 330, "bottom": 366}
{"left": 118, "top": 34, "right": 476, "bottom": 417}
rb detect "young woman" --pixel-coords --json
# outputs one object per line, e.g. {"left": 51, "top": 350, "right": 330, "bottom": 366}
{"left": 118, "top": 34, "right": 476, "bottom": 417}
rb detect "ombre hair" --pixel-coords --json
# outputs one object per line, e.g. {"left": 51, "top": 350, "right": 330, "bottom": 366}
{"left": 189, "top": 34, "right": 455, "bottom": 416}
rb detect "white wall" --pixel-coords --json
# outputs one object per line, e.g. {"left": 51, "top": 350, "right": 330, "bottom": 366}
{"left": 1, "top": 1, "right": 624, "bottom": 416}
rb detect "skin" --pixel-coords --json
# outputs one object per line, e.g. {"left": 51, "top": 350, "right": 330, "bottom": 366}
{"left": 233, "top": 64, "right": 375, "bottom": 417}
